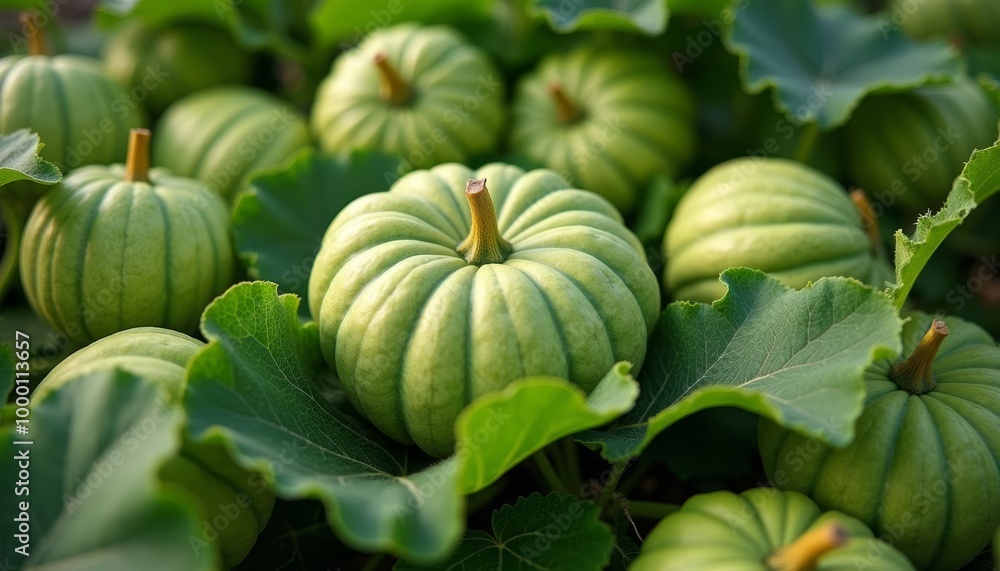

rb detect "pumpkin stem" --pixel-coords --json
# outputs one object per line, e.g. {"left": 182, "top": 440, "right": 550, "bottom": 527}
{"left": 21, "top": 13, "right": 48, "bottom": 56}
{"left": 457, "top": 178, "right": 511, "bottom": 266}
{"left": 548, "top": 83, "right": 581, "bottom": 124}
{"left": 891, "top": 320, "right": 949, "bottom": 394}
{"left": 766, "top": 522, "right": 848, "bottom": 571}
{"left": 850, "top": 189, "right": 880, "bottom": 254}
{"left": 124, "top": 128, "right": 152, "bottom": 183}
{"left": 374, "top": 53, "right": 411, "bottom": 105}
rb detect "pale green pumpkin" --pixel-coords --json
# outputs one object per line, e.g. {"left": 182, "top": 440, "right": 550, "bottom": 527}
{"left": 311, "top": 23, "right": 505, "bottom": 171}
{"left": 20, "top": 129, "right": 234, "bottom": 343}
{"left": 509, "top": 44, "right": 696, "bottom": 214}
{"left": 34, "top": 327, "right": 275, "bottom": 568}
{"left": 632, "top": 488, "right": 915, "bottom": 571}
{"left": 891, "top": 0, "right": 1000, "bottom": 44}
{"left": 664, "top": 157, "right": 891, "bottom": 303}
{"left": 153, "top": 86, "right": 310, "bottom": 200}
{"left": 760, "top": 313, "right": 1000, "bottom": 571}
{"left": 309, "top": 163, "right": 659, "bottom": 457}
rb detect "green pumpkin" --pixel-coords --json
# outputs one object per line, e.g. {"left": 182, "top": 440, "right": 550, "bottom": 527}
{"left": 760, "top": 312, "right": 1000, "bottom": 570}
{"left": 309, "top": 162, "right": 659, "bottom": 457}
{"left": 632, "top": 488, "right": 915, "bottom": 571}
{"left": 152, "top": 86, "right": 310, "bottom": 200}
{"left": 103, "top": 21, "right": 251, "bottom": 115}
{"left": 0, "top": 23, "right": 145, "bottom": 174}
{"left": 34, "top": 327, "right": 275, "bottom": 568}
{"left": 311, "top": 24, "right": 504, "bottom": 172}
{"left": 508, "top": 44, "right": 696, "bottom": 214}
{"left": 20, "top": 129, "right": 234, "bottom": 343}
{"left": 844, "top": 79, "right": 999, "bottom": 213}
{"left": 891, "top": 0, "right": 1000, "bottom": 44}
{"left": 664, "top": 157, "right": 891, "bottom": 303}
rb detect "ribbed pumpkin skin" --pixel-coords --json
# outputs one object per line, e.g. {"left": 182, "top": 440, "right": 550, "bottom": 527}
{"left": 309, "top": 163, "right": 660, "bottom": 457}
{"left": 0, "top": 55, "right": 145, "bottom": 171}
{"left": 632, "top": 488, "right": 915, "bottom": 571}
{"left": 508, "top": 45, "right": 696, "bottom": 214}
{"left": 311, "top": 24, "right": 504, "bottom": 170}
{"left": 152, "top": 87, "right": 310, "bottom": 200}
{"left": 104, "top": 21, "right": 251, "bottom": 115}
{"left": 892, "top": 0, "right": 1000, "bottom": 44}
{"left": 760, "top": 313, "right": 1000, "bottom": 571}
{"left": 844, "top": 80, "right": 999, "bottom": 212}
{"left": 34, "top": 327, "right": 275, "bottom": 568}
{"left": 664, "top": 157, "right": 886, "bottom": 303}
{"left": 20, "top": 166, "right": 234, "bottom": 343}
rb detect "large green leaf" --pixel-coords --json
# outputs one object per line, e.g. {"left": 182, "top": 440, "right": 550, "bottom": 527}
{"left": 0, "top": 370, "right": 215, "bottom": 570}
{"left": 578, "top": 268, "right": 904, "bottom": 462}
{"left": 183, "top": 282, "right": 638, "bottom": 564}
{"left": 0, "top": 130, "right": 61, "bottom": 187}
{"left": 309, "top": 0, "right": 494, "bottom": 46}
{"left": 394, "top": 493, "right": 614, "bottom": 571}
{"left": 531, "top": 0, "right": 666, "bottom": 35}
{"left": 887, "top": 139, "right": 1000, "bottom": 309}
{"left": 231, "top": 150, "right": 403, "bottom": 307}
{"left": 725, "top": 1, "right": 962, "bottom": 128}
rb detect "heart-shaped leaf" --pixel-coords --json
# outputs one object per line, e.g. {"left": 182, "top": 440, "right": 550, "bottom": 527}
{"left": 0, "top": 130, "right": 61, "bottom": 188}
{"left": 531, "top": 0, "right": 666, "bottom": 35}
{"left": 0, "top": 370, "right": 216, "bottom": 570}
{"left": 725, "top": 1, "right": 962, "bottom": 128}
{"left": 887, "top": 138, "right": 1000, "bottom": 308}
{"left": 394, "top": 493, "right": 614, "bottom": 571}
{"left": 183, "top": 282, "right": 638, "bottom": 563}
{"left": 231, "top": 150, "right": 403, "bottom": 307}
{"left": 579, "top": 268, "right": 904, "bottom": 462}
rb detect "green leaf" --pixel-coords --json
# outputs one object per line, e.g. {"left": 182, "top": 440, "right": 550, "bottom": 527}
{"left": 0, "top": 370, "right": 216, "bottom": 570}
{"left": 887, "top": 138, "right": 1000, "bottom": 308}
{"left": 607, "top": 510, "right": 640, "bottom": 571}
{"left": 309, "top": 0, "right": 494, "bottom": 46}
{"left": 725, "top": 1, "right": 962, "bottom": 128}
{"left": 578, "top": 268, "right": 904, "bottom": 462}
{"left": 231, "top": 150, "right": 403, "bottom": 307}
{"left": 394, "top": 493, "right": 614, "bottom": 571}
{"left": 0, "top": 130, "right": 61, "bottom": 187}
{"left": 183, "top": 282, "right": 638, "bottom": 563}
{"left": 457, "top": 362, "right": 638, "bottom": 494}
{"left": 531, "top": 0, "right": 666, "bottom": 35}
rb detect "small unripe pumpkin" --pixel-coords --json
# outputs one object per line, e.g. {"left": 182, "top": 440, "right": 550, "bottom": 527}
{"left": 844, "top": 79, "right": 999, "bottom": 213}
{"left": 20, "top": 129, "right": 234, "bottom": 343}
{"left": 34, "top": 327, "right": 275, "bottom": 568}
{"left": 760, "top": 313, "right": 1000, "bottom": 570}
{"left": 103, "top": 21, "right": 251, "bottom": 116}
{"left": 664, "top": 157, "right": 890, "bottom": 303}
{"left": 891, "top": 0, "right": 1000, "bottom": 45}
{"left": 309, "top": 163, "right": 659, "bottom": 457}
{"left": 509, "top": 44, "right": 696, "bottom": 214}
{"left": 632, "top": 488, "right": 915, "bottom": 571}
{"left": 311, "top": 24, "right": 505, "bottom": 171}
{"left": 152, "top": 86, "right": 310, "bottom": 200}
{"left": 0, "top": 16, "right": 145, "bottom": 174}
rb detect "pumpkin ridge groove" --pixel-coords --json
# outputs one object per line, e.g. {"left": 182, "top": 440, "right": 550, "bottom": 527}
{"left": 151, "top": 189, "right": 173, "bottom": 329}
{"left": 188, "top": 103, "right": 263, "bottom": 181}
{"left": 117, "top": 182, "right": 135, "bottom": 327}
{"left": 921, "top": 396, "right": 953, "bottom": 567}
{"left": 73, "top": 186, "right": 108, "bottom": 341}
{"left": 926, "top": 391, "right": 1000, "bottom": 478}
{"left": 512, "top": 266, "right": 570, "bottom": 380}
{"left": 869, "top": 394, "right": 910, "bottom": 528}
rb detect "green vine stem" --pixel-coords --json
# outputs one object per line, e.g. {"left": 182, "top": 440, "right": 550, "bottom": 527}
{"left": 892, "top": 320, "right": 949, "bottom": 394}
{"left": 792, "top": 121, "right": 819, "bottom": 163}
{"left": 457, "top": 178, "right": 511, "bottom": 265}
{"left": 767, "top": 522, "right": 848, "bottom": 571}
{"left": 373, "top": 52, "right": 412, "bottom": 105}
{"left": 124, "top": 129, "right": 152, "bottom": 183}
{"left": 548, "top": 83, "right": 581, "bottom": 124}
{"left": 533, "top": 451, "right": 572, "bottom": 495}
{"left": 625, "top": 500, "right": 680, "bottom": 520}
{"left": 597, "top": 461, "right": 628, "bottom": 513}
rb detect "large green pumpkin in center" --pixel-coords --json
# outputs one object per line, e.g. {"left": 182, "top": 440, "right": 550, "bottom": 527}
{"left": 309, "top": 163, "right": 660, "bottom": 456}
